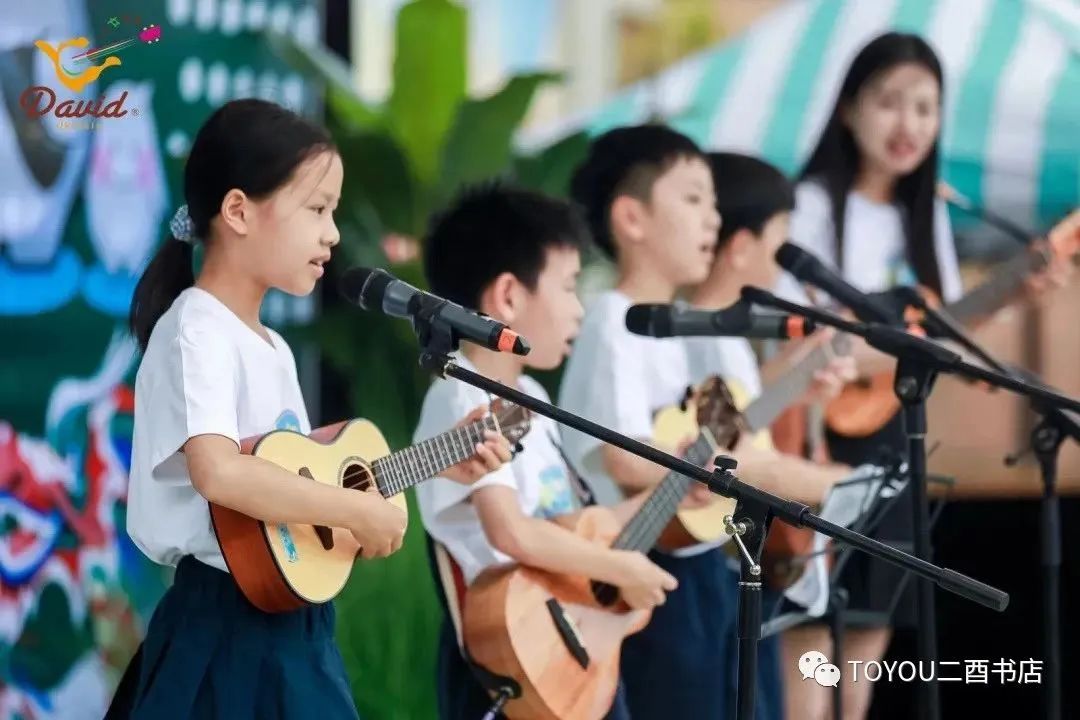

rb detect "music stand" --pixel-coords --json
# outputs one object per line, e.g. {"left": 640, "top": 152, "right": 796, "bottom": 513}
{"left": 762, "top": 463, "right": 952, "bottom": 720}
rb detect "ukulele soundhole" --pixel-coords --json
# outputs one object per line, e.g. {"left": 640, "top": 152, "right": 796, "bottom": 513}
{"left": 342, "top": 462, "right": 374, "bottom": 492}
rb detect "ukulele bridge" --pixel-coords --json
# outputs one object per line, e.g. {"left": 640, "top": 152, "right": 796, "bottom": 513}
{"left": 546, "top": 598, "right": 590, "bottom": 669}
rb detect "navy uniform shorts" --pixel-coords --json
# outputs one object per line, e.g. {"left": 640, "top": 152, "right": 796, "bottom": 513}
{"left": 620, "top": 547, "right": 784, "bottom": 720}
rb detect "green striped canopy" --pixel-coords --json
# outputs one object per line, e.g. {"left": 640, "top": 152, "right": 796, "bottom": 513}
{"left": 522, "top": 0, "right": 1079, "bottom": 238}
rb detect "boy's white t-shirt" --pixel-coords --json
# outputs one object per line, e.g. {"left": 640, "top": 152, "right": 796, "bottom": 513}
{"left": 414, "top": 355, "right": 579, "bottom": 585}
{"left": 558, "top": 290, "right": 695, "bottom": 507}
{"left": 127, "top": 287, "right": 311, "bottom": 572}
{"left": 775, "top": 180, "right": 963, "bottom": 305}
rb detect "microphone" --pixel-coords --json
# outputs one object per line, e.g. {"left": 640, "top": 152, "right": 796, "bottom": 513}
{"left": 340, "top": 267, "right": 530, "bottom": 355}
{"left": 625, "top": 300, "right": 815, "bottom": 339}
{"left": 775, "top": 242, "right": 897, "bottom": 325}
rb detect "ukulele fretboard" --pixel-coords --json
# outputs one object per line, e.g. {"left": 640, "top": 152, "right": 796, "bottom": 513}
{"left": 742, "top": 334, "right": 851, "bottom": 432}
{"left": 611, "top": 433, "right": 715, "bottom": 554}
{"left": 944, "top": 248, "right": 1044, "bottom": 326}
{"left": 369, "top": 416, "right": 498, "bottom": 496}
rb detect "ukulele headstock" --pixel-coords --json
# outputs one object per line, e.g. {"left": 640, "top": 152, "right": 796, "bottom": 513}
{"left": 490, "top": 399, "right": 532, "bottom": 446}
{"left": 690, "top": 375, "right": 746, "bottom": 451}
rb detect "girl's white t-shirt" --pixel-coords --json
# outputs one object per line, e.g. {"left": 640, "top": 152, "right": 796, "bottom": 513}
{"left": 127, "top": 287, "right": 311, "bottom": 572}
{"left": 776, "top": 180, "right": 963, "bottom": 305}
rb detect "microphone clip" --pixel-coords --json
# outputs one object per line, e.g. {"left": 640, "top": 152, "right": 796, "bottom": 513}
{"left": 412, "top": 295, "right": 460, "bottom": 358}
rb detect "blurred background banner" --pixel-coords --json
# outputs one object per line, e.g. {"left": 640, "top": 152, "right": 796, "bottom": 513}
{"left": 520, "top": 0, "right": 1080, "bottom": 253}
{"left": 0, "top": 1, "right": 322, "bottom": 717}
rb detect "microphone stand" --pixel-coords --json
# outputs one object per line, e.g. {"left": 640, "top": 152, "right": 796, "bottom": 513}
{"left": 743, "top": 286, "right": 1080, "bottom": 720}
{"left": 900, "top": 288, "right": 1079, "bottom": 720}
{"left": 410, "top": 315, "right": 1010, "bottom": 720}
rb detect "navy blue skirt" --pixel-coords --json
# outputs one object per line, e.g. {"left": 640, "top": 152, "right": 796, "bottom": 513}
{"left": 123, "top": 556, "right": 359, "bottom": 720}
{"left": 620, "top": 548, "right": 783, "bottom": 720}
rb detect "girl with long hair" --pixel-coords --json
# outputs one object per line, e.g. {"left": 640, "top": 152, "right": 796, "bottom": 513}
{"left": 778, "top": 32, "right": 958, "bottom": 720}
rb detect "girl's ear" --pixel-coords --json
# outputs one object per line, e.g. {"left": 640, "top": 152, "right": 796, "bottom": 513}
{"left": 220, "top": 189, "right": 250, "bottom": 236}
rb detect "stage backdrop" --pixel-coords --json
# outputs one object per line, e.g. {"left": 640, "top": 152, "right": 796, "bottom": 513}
{"left": 519, "top": 0, "right": 1080, "bottom": 252}
{"left": 0, "top": 1, "right": 322, "bottom": 717}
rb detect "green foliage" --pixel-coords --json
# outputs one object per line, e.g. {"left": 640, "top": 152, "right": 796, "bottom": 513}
{"left": 512, "top": 129, "right": 591, "bottom": 198}
{"left": 437, "top": 72, "right": 562, "bottom": 206}
{"left": 388, "top": 0, "right": 468, "bottom": 187}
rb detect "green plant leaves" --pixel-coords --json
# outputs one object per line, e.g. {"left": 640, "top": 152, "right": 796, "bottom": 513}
{"left": 335, "top": 129, "right": 419, "bottom": 238}
{"left": 512, "top": 129, "right": 591, "bottom": 198}
{"left": 387, "top": 0, "right": 468, "bottom": 186}
{"left": 437, "top": 72, "right": 561, "bottom": 204}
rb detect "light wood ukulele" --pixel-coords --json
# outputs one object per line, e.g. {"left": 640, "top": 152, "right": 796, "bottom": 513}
{"left": 210, "top": 400, "right": 531, "bottom": 613}
{"left": 660, "top": 334, "right": 851, "bottom": 549}
{"left": 462, "top": 380, "right": 734, "bottom": 720}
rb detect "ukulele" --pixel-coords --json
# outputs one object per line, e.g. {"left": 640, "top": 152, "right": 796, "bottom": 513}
{"left": 462, "top": 380, "right": 733, "bottom": 720}
{"left": 210, "top": 400, "right": 531, "bottom": 614}
{"left": 660, "top": 334, "right": 851, "bottom": 549}
{"left": 825, "top": 216, "right": 1079, "bottom": 438}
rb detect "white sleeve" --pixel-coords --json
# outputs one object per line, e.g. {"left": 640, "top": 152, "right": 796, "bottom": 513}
{"left": 933, "top": 199, "right": 964, "bottom": 302}
{"left": 147, "top": 322, "right": 241, "bottom": 474}
{"left": 558, "top": 315, "right": 654, "bottom": 481}
{"left": 412, "top": 379, "right": 517, "bottom": 529}
{"left": 775, "top": 181, "right": 837, "bottom": 303}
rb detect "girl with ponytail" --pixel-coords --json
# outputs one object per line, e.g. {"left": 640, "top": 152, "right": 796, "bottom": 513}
{"left": 118, "top": 99, "right": 509, "bottom": 719}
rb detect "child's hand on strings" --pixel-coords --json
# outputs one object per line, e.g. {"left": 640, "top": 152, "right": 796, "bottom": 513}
{"left": 442, "top": 404, "right": 514, "bottom": 485}
{"left": 802, "top": 330, "right": 857, "bottom": 404}
{"left": 611, "top": 551, "right": 679, "bottom": 610}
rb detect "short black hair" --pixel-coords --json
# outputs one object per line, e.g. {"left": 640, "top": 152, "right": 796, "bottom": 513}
{"left": 570, "top": 124, "right": 704, "bottom": 259}
{"left": 709, "top": 152, "right": 795, "bottom": 246}
{"left": 423, "top": 182, "right": 589, "bottom": 309}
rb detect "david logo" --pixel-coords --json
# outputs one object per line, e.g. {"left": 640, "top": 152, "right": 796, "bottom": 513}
{"left": 34, "top": 25, "right": 162, "bottom": 93}
{"left": 23, "top": 25, "right": 163, "bottom": 119}
{"left": 34, "top": 37, "right": 121, "bottom": 94}
{"left": 799, "top": 650, "right": 841, "bottom": 688}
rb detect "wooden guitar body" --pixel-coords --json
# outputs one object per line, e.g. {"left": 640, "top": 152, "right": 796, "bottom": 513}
{"left": 463, "top": 506, "right": 650, "bottom": 720}
{"left": 211, "top": 401, "right": 531, "bottom": 614}
{"left": 210, "top": 420, "right": 397, "bottom": 613}
{"left": 824, "top": 372, "right": 899, "bottom": 438}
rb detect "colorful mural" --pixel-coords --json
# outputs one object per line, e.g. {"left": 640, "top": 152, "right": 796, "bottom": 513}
{"left": 1, "top": 1, "right": 322, "bottom": 716}
{"left": 0, "top": 335, "right": 166, "bottom": 720}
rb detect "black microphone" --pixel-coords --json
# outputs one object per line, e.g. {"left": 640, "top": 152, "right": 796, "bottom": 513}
{"left": 775, "top": 242, "right": 897, "bottom": 325}
{"left": 626, "top": 300, "right": 815, "bottom": 339}
{"left": 340, "top": 267, "right": 530, "bottom": 355}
